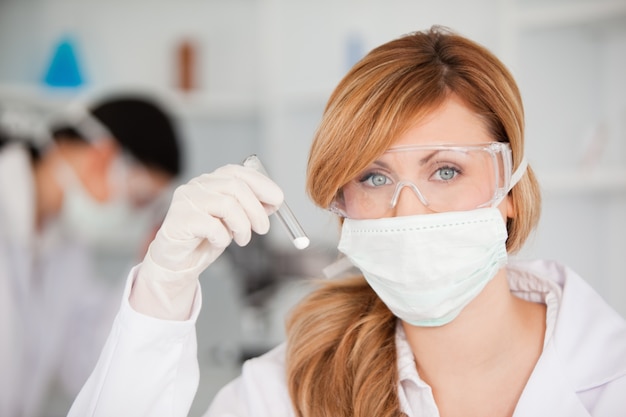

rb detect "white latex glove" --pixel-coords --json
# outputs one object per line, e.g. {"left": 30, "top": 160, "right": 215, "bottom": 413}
{"left": 130, "top": 164, "right": 284, "bottom": 320}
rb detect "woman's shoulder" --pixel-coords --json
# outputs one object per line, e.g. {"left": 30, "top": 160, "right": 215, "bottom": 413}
{"left": 206, "top": 343, "right": 294, "bottom": 417}
{"left": 242, "top": 342, "right": 288, "bottom": 378}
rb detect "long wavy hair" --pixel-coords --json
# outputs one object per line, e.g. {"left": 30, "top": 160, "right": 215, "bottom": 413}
{"left": 286, "top": 26, "right": 542, "bottom": 417}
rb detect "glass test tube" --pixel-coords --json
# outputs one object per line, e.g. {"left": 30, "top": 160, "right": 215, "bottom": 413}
{"left": 242, "top": 154, "right": 310, "bottom": 250}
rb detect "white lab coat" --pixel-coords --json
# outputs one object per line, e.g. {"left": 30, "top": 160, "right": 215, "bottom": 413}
{"left": 69, "top": 258, "right": 626, "bottom": 416}
{"left": 0, "top": 144, "right": 121, "bottom": 417}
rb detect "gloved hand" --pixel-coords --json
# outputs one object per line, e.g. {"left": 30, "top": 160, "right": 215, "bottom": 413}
{"left": 130, "top": 164, "right": 284, "bottom": 320}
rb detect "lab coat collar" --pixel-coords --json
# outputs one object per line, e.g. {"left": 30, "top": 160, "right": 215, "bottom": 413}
{"left": 511, "top": 259, "right": 626, "bottom": 415}
{"left": 512, "top": 259, "right": 626, "bottom": 392}
{"left": 513, "top": 340, "right": 593, "bottom": 416}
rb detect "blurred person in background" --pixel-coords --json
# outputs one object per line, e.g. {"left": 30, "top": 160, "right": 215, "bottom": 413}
{"left": 0, "top": 93, "right": 182, "bottom": 417}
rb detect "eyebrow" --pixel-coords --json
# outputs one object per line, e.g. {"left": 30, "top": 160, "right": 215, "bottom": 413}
{"left": 418, "top": 150, "right": 440, "bottom": 165}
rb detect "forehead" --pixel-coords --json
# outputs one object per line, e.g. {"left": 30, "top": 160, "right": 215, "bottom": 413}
{"left": 393, "top": 96, "right": 491, "bottom": 148}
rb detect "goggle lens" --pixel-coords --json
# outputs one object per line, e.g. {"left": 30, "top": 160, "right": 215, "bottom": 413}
{"left": 331, "top": 142, "right": 514, "bottom": 219}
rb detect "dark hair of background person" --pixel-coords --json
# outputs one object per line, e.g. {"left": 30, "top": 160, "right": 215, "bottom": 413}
{"left": 51, "top": 95, "right": 182, "bottom": 177}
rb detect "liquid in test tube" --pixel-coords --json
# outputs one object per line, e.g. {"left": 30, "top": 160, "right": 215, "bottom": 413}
{"left": 242, "top": 154, "right": 310, "bottom": 250}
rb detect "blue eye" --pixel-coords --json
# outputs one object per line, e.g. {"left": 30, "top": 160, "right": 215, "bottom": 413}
{"left": 360, "top": 172, "right": 391, "bottom": 187}
{"left": 434, "top": 166, "right": 459, "bottom": 181}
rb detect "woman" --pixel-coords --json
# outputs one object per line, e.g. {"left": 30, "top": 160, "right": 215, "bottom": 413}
{"left": 69, "top": 27, "right": 626, "bottom": 416}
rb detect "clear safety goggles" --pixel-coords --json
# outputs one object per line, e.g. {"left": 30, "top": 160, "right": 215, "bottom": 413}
{"left": 66, "top": 102, "right": 172, "bottom": 211}
{"left": 330, "top": 142, "right": 527, "bottom": 219}
{"left": 107, "top": 154, "right": 172, "bottom": 214}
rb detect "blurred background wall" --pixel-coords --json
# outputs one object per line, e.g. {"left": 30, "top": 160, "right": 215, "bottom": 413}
{"left": 0, "top": 0, "right": 625, "bottom": 415}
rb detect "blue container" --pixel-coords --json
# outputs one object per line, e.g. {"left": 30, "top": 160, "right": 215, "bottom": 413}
{"left": 43, "top": 36, "right": 85, "bottom": 88}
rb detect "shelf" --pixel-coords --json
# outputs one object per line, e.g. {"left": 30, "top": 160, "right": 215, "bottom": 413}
{"left": 0, "top": 83, "right": 260, "bottom": 121}
{"left": 170, "top": 89, "right": 331, "bottom": 119}
{"left": 0, "top": 83, "right": 333, "bottom": 121}
{"left": 514, "top": 1, "right": 626, "bottom": 30}
{"left": 0, "top": 83, "right": 79, "bottom": 110}
{"left": 164, "top": 91, "right": 258, "bottom": 121}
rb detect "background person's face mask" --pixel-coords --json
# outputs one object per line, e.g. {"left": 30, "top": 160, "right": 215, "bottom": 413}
{"left": 337, "top": 207, "right": 508, "bottom": 327}
{"left": 55, "top": 157, "right": 153, "bottom": 250}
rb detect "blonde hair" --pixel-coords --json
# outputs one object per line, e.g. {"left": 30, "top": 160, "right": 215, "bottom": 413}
{"left": 286, "top": 26, "right": 541, "bottom": 416}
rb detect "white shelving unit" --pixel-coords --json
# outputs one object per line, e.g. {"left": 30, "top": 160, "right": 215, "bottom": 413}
{"left": 501, "top": 0, "right": 626, "bottom": 316}
{"left": 501, "top": 0, "right": 626, "bottom": 188}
